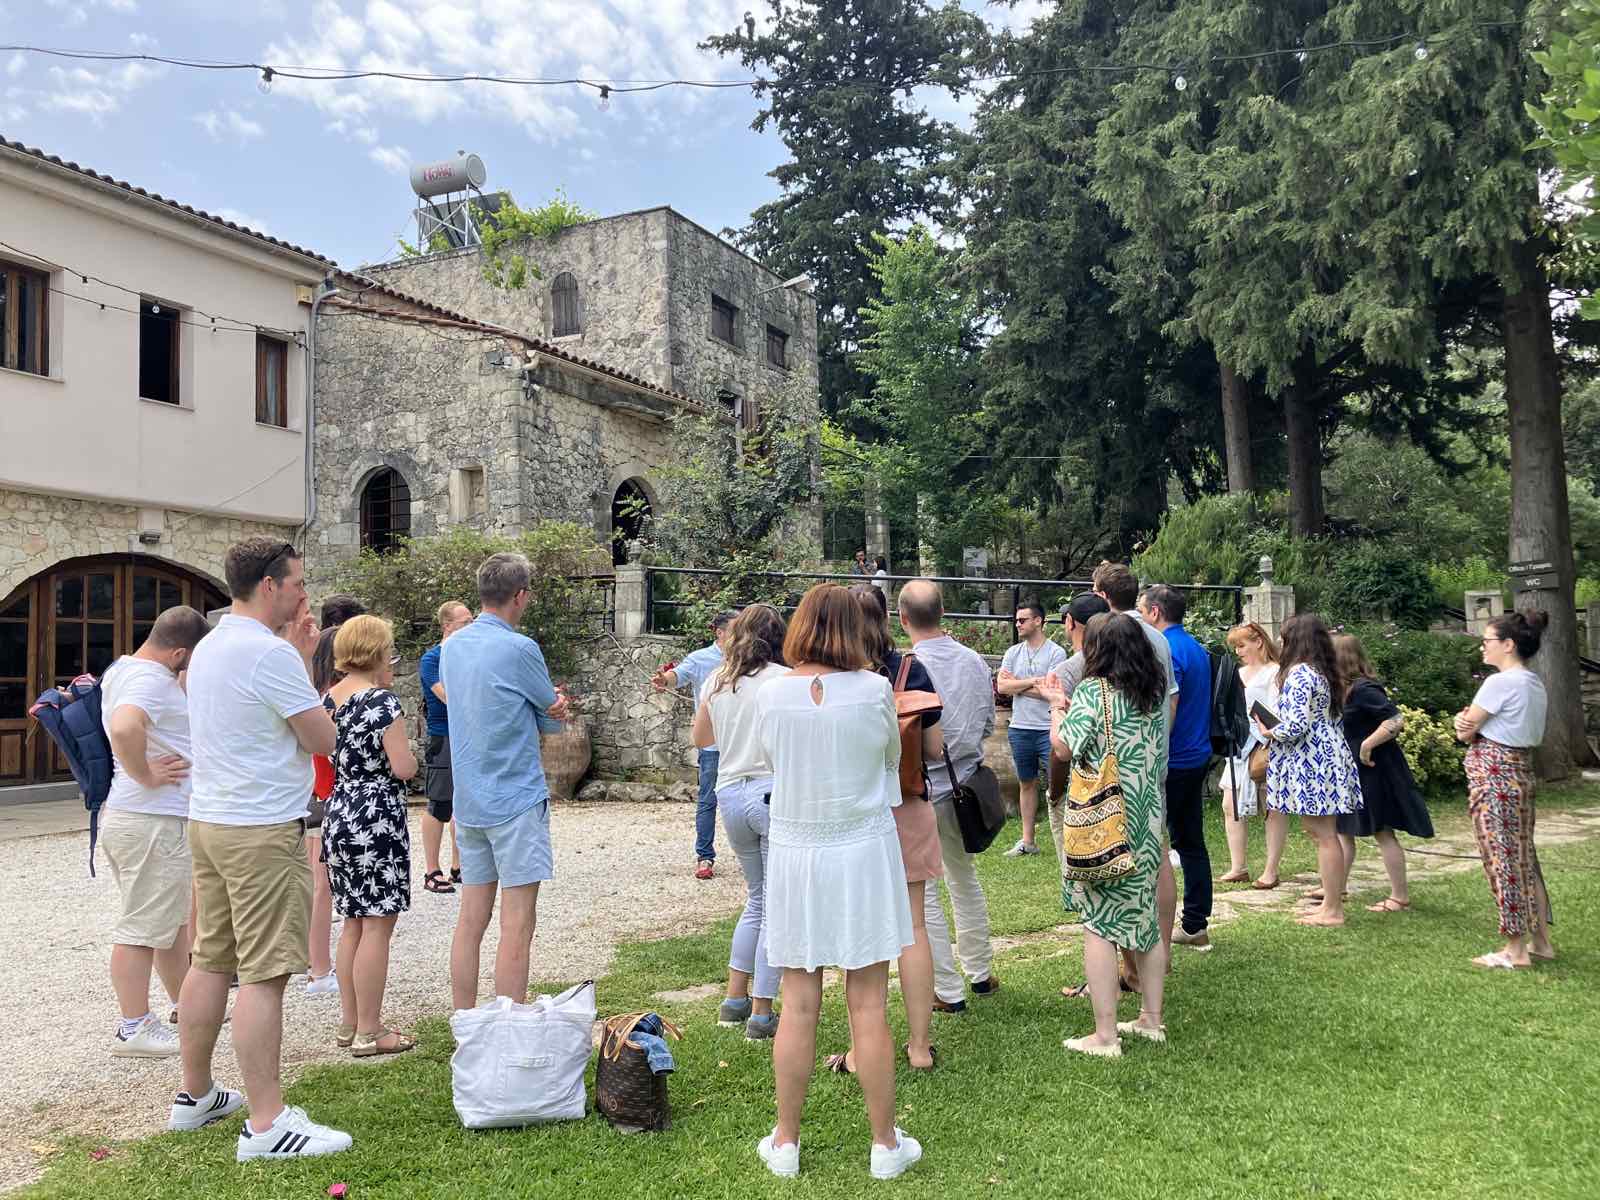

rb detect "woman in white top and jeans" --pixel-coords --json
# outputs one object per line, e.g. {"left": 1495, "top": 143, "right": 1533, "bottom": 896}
{"left": 1454, "top": 610, "right": 1554, "bottom": 970}
{"left": 692, "top": 604, "right": 789, "bottom": 1040}
{"left": 754, "top": 584, "right": 920, "bottom": 1181}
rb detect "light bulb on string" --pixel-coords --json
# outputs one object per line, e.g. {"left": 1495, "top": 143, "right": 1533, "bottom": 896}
{"left": 258, "top": 66, "right": 274, "bottom": 94}
{"left": 1173, "top": 74, "right": 1188, "bottom": 92}
{"left": 598, "top": 84, "right": 611, "bottom": 111}
{"left": 151, "top": 303, "right": 160, "bottom": 315}
{"left": 1414, "top": 42, "right": 1428, "bottom": 61}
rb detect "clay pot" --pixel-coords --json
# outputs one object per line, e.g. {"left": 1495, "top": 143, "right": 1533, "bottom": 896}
{"left": 542, "top": 719, "right": 593, "bottom": 801}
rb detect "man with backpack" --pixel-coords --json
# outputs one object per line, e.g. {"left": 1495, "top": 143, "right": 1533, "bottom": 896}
{"left": 99, "top": 606, "right": 213, "bottom": 1058}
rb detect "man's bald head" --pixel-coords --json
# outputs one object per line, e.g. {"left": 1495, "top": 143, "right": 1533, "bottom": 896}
{"left": 897, "top": 579, "right": 944, "bottom": 634}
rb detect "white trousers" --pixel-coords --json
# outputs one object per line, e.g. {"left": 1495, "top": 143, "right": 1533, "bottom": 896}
{"left": 924, "top": 798, "right": 995, "bottom": 1003}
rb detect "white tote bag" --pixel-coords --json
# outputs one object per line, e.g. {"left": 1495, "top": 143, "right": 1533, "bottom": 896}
{"left": 449, "top": 981, "right": 597, "bottom": 1129}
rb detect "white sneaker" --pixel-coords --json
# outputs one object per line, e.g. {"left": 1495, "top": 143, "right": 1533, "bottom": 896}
{"left": 305, "top": 972, "right": 339, "bottom": 997}
{"left": 167, "top": 1083, "right": 245, "bottom": 1131}
{"left": 236, "top": 1105, "right": 352, "bottom": 1161}
{"left": 870, "top": 1128, "right": 923, "bottom": 1180}
{"left": 1002, "top": 839, "right": 1040, "bottom": 857}
{"left": 112, "top": 1014, "right": 179, "bottom": 1059}
{"left": 757, "top": 1129, "right": 799, "bottom": 1178}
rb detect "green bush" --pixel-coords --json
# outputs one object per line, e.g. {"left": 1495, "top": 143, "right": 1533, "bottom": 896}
{"left": 1396, "top": 705, "right": 1467, "bottom": 798}
{"left": 1341, "top": 622, "right": 1483, "bottom": 715}
{"left": 1427, "top": 555, "right": 1507, "bottom": 611}
{"left": 1323, "top": 544, "right": 1438, "bottom": 629}
{"left": 327, "top": 523, "right": 609, "bottom": 678}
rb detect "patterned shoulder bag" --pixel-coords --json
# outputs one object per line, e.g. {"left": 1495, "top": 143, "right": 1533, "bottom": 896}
{"left": 1061, "top": 685, "right": 1137, "bottom": 882}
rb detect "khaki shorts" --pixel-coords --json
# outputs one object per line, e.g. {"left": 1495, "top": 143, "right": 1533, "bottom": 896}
{"left": 100, "top": 807, "right": 191, "bottom": 949}
{"left": 189, "top": 818, "right": 311, "bottom": 984}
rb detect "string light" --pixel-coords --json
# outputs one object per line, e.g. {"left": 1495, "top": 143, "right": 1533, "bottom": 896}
{"left": 1414, "top": 42, "right": 1429, "bottom": 61}
{"left": 1173, "top": 74, "right": 1188, "bottom": 92}
{"left": 598, "top": 84, "right": 611, "bottom": 111}
{"left": 258, "top": 66, "right": 273, "bottom": 93}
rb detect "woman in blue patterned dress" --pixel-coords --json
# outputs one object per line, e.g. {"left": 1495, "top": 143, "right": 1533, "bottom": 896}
{"left": 1254, "top": 615, "right": 1363, "bottom": 928}
{"left": 322, "top": 615, "right": 419, "bottom": 1057}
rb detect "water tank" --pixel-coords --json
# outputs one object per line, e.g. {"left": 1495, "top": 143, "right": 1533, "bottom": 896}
{"left": 410, "top": 152, "right": 487, "bottom": 198}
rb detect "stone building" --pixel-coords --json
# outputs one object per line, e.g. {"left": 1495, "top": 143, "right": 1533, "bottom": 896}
{"left": 309, "top": 207, "right": 820, "bottom": 564}
{"left": 0, "top": 136, "right": 328, "bottom": 797}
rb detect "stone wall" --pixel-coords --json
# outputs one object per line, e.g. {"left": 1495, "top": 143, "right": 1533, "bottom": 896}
{"left": 362, "top": 209, "right": 674, "bottom": 388}
{"left": 308, "top": 306, "right": 676, "bottom": 564}
{"left": 567, "top": 633, "right": 697, "bottom": 780}
{"left": 0, "top": 485, "right": 292, "bottom": 602}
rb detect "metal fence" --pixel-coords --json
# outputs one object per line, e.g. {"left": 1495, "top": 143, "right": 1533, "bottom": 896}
{"left": 643, "top": 566, "right": 1243, "bottom": 643}
{"left": 566, "top": 573, "right": 616, "bottom": 634}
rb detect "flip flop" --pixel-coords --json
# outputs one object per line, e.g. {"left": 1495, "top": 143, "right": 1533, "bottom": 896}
{"left": 904, "top": 1045, "right": 938, "bottom": 1071}
{"left": 1472, "top": 951, "right": 1529, "bottom": 971}
{"left": 352, "top": 1028, "right": 417, "bottom": 1057}
{"left": 1530, "top": 949, "right": 1557, "bottom": 962}
{"left": 824, "top": 1053, "right": 855, "bottom": 1075}
{"left": 424, "top": 870, "right": 455, "bottom": 894}
{"left": 1219, "top": 869, "right": 1251, "bottom": 883}
{"left": 1251, "top": 877, "right": 1280, "bottom": 890}
{"left": 1060, "top": 978, "right": 1137, "bottom": 999}
{"left": 1367, "top": 897, "right": 1410, "bottom": 913}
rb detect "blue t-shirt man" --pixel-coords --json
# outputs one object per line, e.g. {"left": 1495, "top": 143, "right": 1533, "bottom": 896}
{"left": 1164, "top": 623, "right": 1213, "bottom": 771}
{"left": 419, "top": 643, "right": 448, "bottom": 737}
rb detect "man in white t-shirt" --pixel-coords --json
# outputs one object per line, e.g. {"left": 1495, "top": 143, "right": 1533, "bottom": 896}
{"left": 996, "top": 601, "right": 1070, "bottom": 857}
{"left": 170, "top": 537, "right": 348, "bottom": 1162}
{"left": 100, "top": 605, "right": 213, "bottom": 1059}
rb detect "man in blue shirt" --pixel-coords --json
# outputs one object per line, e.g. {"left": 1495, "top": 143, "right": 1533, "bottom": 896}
{"left": 418, "top": 600, "right": 473, "bottom": 895}
{"left": 1141, "top": 584, "right": 1216, "bottom": 948}
{"left": 651, "top": 611, "right": 736, "bottom": 880}
{"left": 440, "top": 553, "right": 570, "bottom": 1011}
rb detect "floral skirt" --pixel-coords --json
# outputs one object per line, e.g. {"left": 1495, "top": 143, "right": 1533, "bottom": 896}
{"left": 1463, "top": 739, "right": 1552, "bottom": 938}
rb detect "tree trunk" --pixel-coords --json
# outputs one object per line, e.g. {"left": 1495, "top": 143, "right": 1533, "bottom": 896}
{"left": 1283, "top": 373, "right": 1324, "bottom": 538}
{"left": 1502, "top": 238, "right": 1588, "bottom": 779}
{"left": 1219, "top": 359, "right": 1255, "bottom": 494}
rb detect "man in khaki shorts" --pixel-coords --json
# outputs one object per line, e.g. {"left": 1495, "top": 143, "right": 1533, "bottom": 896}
{"left": 100, "top": 605, "right": 212, "bottom": 1058}
{"left": 173, "top": 537, "right": 351, "bottom": 1161}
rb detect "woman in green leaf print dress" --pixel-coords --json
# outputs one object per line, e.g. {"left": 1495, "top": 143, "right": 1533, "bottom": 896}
{"left": 1038, "top": 613, "right": 1169, "bottom": 1058}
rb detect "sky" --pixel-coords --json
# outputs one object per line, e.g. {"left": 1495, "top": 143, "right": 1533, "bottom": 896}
{"left": 1, "top": 0, "right": 1046, "bottom": 268}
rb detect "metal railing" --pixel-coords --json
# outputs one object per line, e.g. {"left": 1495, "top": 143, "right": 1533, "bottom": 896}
{"left": 643, "top": 567, "right": 1243, "bottom": 641}
{"left": 566, "top": 573, "right": 616, "bottom": 634}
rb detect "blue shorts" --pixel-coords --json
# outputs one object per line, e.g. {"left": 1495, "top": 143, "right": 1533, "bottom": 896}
{"left": 457, "top": 801, "right": 552, "bottom": 888}
{"left": 1007, "top": 726, "right": 1053, "bottom": 784}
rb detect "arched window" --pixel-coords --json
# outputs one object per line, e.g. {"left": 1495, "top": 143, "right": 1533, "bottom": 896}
{"left": 359, "top": 468, "right": 411, "bottom": 554}
{"left": 611, "top": 479, "right": 652, "bottom": 566}
{"left": 551, "top": 272, "right": 582, "bottom": 337}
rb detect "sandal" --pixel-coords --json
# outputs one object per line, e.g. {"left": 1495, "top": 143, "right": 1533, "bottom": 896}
{"left": 1472, "top": 950, "right": 1529, "bottom": 971}
{"left": 450, "top": 867, "right": 462, "bottom": 885}
{"left": 424, "top": 870, "right": 455, "bottom": 894}
{"left": 351, "top": 1028, "right": 417, "bottom": 1057}
{"left": 336, "top": 1024, "right": 356, "bottom": 1049}
{"left": 904, "top": 1045, "right": 938, "bottom": 1071}
{"left": 1060, "top": 978, "right": 1137, "bottom": 999}
{"left": 1219, "top": 868, "right": 1251, "bottom": 884}
{"left": 824, "top": 1052, "right": 855, "bottom": 1075}
{"left": 1251, "top": 877, "right": 1280, "bottom": 890}
{"left": 1367, "top": 897, "right": 1410, "bottom": 913}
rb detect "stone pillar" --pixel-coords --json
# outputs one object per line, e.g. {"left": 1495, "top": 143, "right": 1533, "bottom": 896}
{"left": 1466, "top": 590, "right": 1506, "bottom": 638}
{"left": 864, "top": 477, "right": 890, "bottom": 567}
{"left": 1244, "top": 555, "right": 1294, "bottom": 641}
{"left": 615, "top": 563, "right": 647, "bottom": 641}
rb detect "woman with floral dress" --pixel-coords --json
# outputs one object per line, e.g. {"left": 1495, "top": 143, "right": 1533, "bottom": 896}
{"left": 1254, "top": 615, "right": 1363, "bottom": 929}
{"left": 321, "top": 615, "right": 418, "bottom": 1057}
{"left": 1040, "top": 613, "right": 1169, "bottom": 1058}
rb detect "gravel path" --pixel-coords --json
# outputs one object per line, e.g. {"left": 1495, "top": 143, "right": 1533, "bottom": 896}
{"left": 0, "top": 802, "right": 741, "bottom": 1193}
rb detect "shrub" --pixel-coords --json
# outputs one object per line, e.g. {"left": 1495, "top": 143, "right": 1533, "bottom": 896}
{"left": 1323, "top": 544, "right": 1438, "bottom": 629}
{"left": 1342, "top": 623, "right": 1482, "bottom": 715}
{"left": 1427, "top": 556, "right": 1507, "bottom": 612}
{"left": 327, "top": 523, "right": 608, "bottom": 678}
{"left": 1396, "top": 705, "right": 1466, "bottom": 798}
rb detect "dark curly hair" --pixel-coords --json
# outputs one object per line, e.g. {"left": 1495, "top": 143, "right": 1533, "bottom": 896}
{"left": 1082, "top": 613, "right": 1165, "bottom": 714}
{"left": 1487, "top": 608, "right": 1549, "bottom": 661}
{"left": 1278, "top": 614, "right": 1344, "bottom": 716}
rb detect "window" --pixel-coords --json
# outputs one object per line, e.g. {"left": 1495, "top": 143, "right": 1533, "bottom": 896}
{"left": 766, "top": 325, "right": 788, "bottom": 369}
{"left": 256, "top": 335, "right": 288, "bottom": 427}
{"left": 0, "top": 257, "right": 49, "bottom": 377}
{"left": 139, "top": 298, "right": 179, "bottom": 404}
{"left": 710, "top": 294, "right": 737, "bottom": 345}
{"left": 359, "top": 468, "right": 411, "bottom": 553}
{"left": 449, "top": 466, "right": 487, "bottom": 522}
{"left": 551, "top": 272, "right": 582, "bottom": 337}
{"left": 738, "top": 393, "right": 760, "bottom": 434}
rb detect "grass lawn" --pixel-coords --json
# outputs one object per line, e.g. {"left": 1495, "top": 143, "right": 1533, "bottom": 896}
{"left": 22, "top": 784, "right": 1600, "bottom": 1199}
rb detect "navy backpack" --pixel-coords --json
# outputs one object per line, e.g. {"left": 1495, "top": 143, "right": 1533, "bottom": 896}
{"left": 29, "top": 674, "right": 113, "bottom": 876}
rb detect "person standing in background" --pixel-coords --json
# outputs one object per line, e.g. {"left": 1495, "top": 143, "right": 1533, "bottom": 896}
{"left": 420, "top": 600, "right": 472, "bottom": 895}
{"left": 652, "top": 611, "right": 737, "bottom": 880}
{"left": 996, "top": 601, "right": 1069, "bottom": 858}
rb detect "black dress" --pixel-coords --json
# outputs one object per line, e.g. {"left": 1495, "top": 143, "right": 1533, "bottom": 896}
{"left": 321, "top": 687, "right": 413, "bottom": 918}
{"left": 1336, "top": 679, "right": 1435, "bottom": 839}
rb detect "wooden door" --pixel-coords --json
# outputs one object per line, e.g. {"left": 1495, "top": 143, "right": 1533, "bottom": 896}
{"left": 0, "top": 587, "right": 33, "bottom": 784}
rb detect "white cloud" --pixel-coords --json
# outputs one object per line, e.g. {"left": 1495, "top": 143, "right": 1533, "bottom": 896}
{"left": 214, "top": 208, "right": 274, "bottom": 235}
{"left": 128, "top": 33, "right": 157, "bottom": 50}
{"left": 5, "top": 54, "right": 24, "bottom": 78}
{"left": 194, "top": 109, "right": 266, "bottom": 143}
{"left": 369, "top": 144, "right": 409, "bottom": 174}
{"left": 0, "top": 103, "right": 25, "bottom": 123}
{"left": 41, "top": 57, "right": 165, "bottom": 124}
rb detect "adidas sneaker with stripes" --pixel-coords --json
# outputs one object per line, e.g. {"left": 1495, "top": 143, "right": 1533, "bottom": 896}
{"left": 167, "top": 1084, "right": 245, "bottom": 1132}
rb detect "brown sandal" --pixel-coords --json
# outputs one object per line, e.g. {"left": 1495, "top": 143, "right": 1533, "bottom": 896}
{"left": 351, "top": 1028, "right": 416, "bottom": 1058}
{"left": 1367, "top": 897, "right": 1410, "bottom": 913}
{"left": 424, "top": 870, "right": 455, "bottom": 894}
{"left": 336, "top": 1024, "right": 355, "bottom": 1048}
{"left": 824, "top": 1052, "right": 854, "bottom": 1075}
{"left": 1219, "top": 869, "right": 1251, "bottom": 884}
{"left": 1251, "top": 877, "right": 1280, "bottom": 890}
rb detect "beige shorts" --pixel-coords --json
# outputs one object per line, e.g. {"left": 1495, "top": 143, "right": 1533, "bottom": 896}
{"left": 100, "top": 807, "right": 191, "bottom": 949}
{"left": 189, "top": 818, "right": 311, "bottom": 984}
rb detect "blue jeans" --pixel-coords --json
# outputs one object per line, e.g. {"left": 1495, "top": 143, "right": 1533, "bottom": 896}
{"left": 695, "top": 748, "right": 719, "bottom": 862}
{"left": 1007, "top": 726, "right": 1053, "bottom": 784}
{"left": 719, "top": 776, "right": 778, "bottom": 1000}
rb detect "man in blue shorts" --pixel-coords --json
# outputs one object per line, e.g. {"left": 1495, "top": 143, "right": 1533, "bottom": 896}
{"left": 996, "top": 602, "right": 1068, "bottom": 857}
{"left": 441, "top": 553, "right": 570, "bottom": 1010}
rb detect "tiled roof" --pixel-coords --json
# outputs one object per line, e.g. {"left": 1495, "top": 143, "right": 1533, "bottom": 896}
{"left": 334, "top": 270, "right": 700, "bottom": 409}
{"left": 0, "top": 134, "right": 335, "bottom": 266}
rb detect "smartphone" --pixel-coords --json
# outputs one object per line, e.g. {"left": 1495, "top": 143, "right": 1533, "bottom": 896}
{"left": 1250, "top": 701, "right": 1280, "bottom": 730}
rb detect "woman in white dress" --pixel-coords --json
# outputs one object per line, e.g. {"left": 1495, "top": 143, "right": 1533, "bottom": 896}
{"left": 1217, "top": 622, "right": 1289, "bottom": 888}
{"left": 754, "top": 584, "right": 921, "bottom": 1182}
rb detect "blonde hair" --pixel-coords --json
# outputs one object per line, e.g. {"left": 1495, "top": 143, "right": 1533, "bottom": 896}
{"left": 437, "top": 599, "right": 470, "bottom": 629}
{"left": 1226, "top": 621, "right": 1279, "bottom": 662}
{"left": 333, "top": 614, "right": 395, "bottom": 674}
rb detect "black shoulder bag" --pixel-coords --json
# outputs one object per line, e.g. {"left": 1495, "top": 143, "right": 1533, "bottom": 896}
{"left": 942, "top": 747, "right": 1006, "bottom": 854}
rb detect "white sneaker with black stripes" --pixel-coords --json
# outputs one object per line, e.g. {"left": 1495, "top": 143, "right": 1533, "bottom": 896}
{"left": 167, "top": 1083, "right": 244, "bottom": 1131}
{"left": 235, "top": 1105, "right": 352, "bottom": 1161}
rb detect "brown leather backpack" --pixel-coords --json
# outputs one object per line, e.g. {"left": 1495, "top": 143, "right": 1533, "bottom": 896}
{"left": 893, "top": 653, "right": 943, "bottom": 800}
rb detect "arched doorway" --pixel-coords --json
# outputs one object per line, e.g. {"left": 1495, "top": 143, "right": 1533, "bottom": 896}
{"left": 611, "top": 479, "right": 653, "bottom": 566}
{"left": 0, "top": 555, "right": 228, "bottom": 788}
{"left": 359, "top": 467, "right": 412, "bottom": 554}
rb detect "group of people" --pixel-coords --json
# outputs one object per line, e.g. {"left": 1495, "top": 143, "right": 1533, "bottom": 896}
{"left": 89, "top": 532, "right": 1557, "bottom": 1176}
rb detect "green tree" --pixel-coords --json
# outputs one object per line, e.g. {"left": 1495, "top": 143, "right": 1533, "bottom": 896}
{"left": 1529, "top": 0, "right": 1600, "bottom": 317}
{"left": 702, "top": 0, "right": 985, "bottom": 418}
